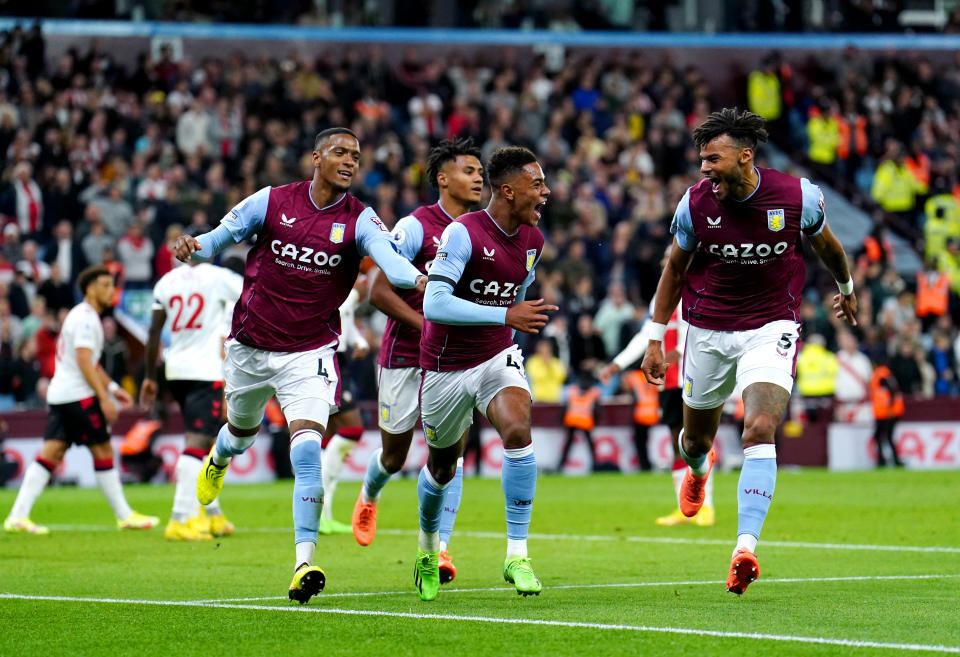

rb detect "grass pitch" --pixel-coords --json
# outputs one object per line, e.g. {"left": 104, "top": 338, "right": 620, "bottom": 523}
{"left": 1, "top": 468, "right": 958, "bottom": 656}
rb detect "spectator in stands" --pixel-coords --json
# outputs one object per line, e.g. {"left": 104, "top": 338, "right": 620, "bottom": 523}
{"left": 928, "top": 331, "right": 957, "bottom": 396}
{"left": 91, "top": 183, "right": 135, "bottom": 239}
{"left": 116, "top": 219, "right": 154, "bottom": 289}
{"left": 43, "top": 219, "right": 86, "bottom": 285}
{"left": 569, "top": 313, "right": 606, "bottom": 378}
{"left": 7, "top": 162, "right": 44, "bottom": 240}
{"left": 526, "top": 338, "right": 567, "bottom": 403}
{"left": 834, "top": 329, "right": 873, "bottom": 420}
{"left": 593, "top": 281, "right": 634, "bottom": 357}
{"left": 889, "top": 338, "right": 925, "bottom": 397}
{"left": 37, "top": 262, "right": 74, "bottom": 314}
{"left": 796, "top": 334, "right": 838, "bottom": 423}
{"left": 100, "top": 316, "right": 129, "bottom": 388}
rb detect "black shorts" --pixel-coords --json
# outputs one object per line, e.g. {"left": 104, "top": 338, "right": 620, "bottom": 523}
{"left": 659, "top": 388, "right": 683, "bottom": 428}
{"left": 45, "top": 397, "right": 110, "bottom": 446}
{"left": 168, "top": 380, "right": 225, "bottom": 437}
{"left": 335, "top": 352, "right": 357, "bottom": 413}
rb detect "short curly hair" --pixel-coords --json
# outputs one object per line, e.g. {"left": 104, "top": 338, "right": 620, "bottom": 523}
{"left": 486, "top": 146, "right": 538, "bottom": 188}
{"left": 425, "top": 138, "right": 482, "bottom": 190}
{"left": 692, "top": 107, "right": 768, "bottom": 151}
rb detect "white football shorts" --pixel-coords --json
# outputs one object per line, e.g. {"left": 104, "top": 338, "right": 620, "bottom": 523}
{"left": 223, "top": 339, "right": 339, "bottom": 430}
{"left": 681, "top": 320, "right": 800, "bottom": 410}
{"left": 420, "top": 344, "right": 531, "bottom": 449}
{"left": 377, "top": 365, "right": 421, "bottom": 434}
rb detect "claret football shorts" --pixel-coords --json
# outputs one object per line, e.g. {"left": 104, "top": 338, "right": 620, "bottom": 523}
{"left": 419, "top": 344, "right": 531, "bottom": 449}
{"left": 681, "top": 320, "right": 800, "bottom": 410}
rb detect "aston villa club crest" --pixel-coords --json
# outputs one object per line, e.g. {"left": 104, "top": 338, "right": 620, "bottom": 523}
{"left": 330, "top": 223, "right": 346, "bottom": 243}
{"left": 767, "top": 209, "right": 785, "bottom": 232}
{"left": 525, "top": 249, "right": 537, "bottom": 271}
{"left": 379, "top": 403, "right": 390, "bottom": 422}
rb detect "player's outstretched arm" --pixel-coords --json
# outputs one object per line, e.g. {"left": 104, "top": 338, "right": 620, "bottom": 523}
{"left": 175, "top": 187, "right": 270, "bottom": 263}
{"left": 641, "top": 238, "right": 693, "bottom": 385}
{"left": 357, "top": 209, "right": 423, "bottom": 289}
{"left": 600, "top": 323, "right": 651, "bottom": 384}
{"left": 806, "top": 223, "right": 858, "bottom": 326}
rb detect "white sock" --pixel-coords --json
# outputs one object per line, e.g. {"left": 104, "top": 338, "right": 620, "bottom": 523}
{"left": 439, "top": 540, "right": 448, "bottom": 553}
{"left": 96, "top": 468, "right": 134, "bottom": 520}
{"left": 418, "top": 529, "right": 440, "bottom": 552}
{"left": 321, "top": 436, "right": 356, "bottom": 521}
{"left": 295, "top": 541, "right": 316, "bottom": 569}
{"left": 172, "top": 454, "right": 203, "bottom": 522}
{"left": 736, "top": 534, "right": 758, "bottom": 554}
{"left": 704, "top": 468, "right": 715, "bottom": 509}
{"left": 9, "top": 462, "right": 52, "bottom": 519}
{"left": 506, "top": 538, "right": 528, "bottom": 559}
{"left": 671, "top": 468, "right": 685, "bottom": 505}
{"left": 204, "top": 501, "right": 223, "bottom": 516}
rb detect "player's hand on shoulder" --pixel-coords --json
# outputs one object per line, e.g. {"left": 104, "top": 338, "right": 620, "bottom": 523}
{"left": 174, "top": 235, "right": 202, "bottom": 262}
{"left": 833, "top": 291, "right": 858, "bottom": 326}
{"left": 598, "top": 362, "right": 620, "bottom": 385}
{"left": 640, "top": 342, "right": 666, "bottom": 385}
{"left": 139, "top": 378, "right": 158, "bottom": 409}
{"left": 505, "top": 298, "right": 559, "bottom": 335}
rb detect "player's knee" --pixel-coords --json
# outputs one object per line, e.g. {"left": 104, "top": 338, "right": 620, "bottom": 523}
{"left": 429, "top": 460, "right": 458, "bottom": 486}
{"left": 380, "top": 448, "right": 406, "bottom": 474}
{"left": 500, "top": 422, "right": 531, "bottom": 451}
{"left": 742, "top": 412, "right": 778, "bottom": 446}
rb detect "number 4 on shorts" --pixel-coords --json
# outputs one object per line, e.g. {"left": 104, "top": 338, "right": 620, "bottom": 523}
{"left": 506, "top": 354, "right": 523, "bottom": 372}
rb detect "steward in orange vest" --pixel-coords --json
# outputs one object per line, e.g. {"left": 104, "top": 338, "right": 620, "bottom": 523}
{"left": 915, "top": 271, "right": 949, "bottom": 318}
{"left": 869, "top": 365, "right": 905, "bottom": 467}
{"left": 558, "top": 377, "right": 603, "bottom": 473}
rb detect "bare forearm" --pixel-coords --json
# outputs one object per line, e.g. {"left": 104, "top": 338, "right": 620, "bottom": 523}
{"left": 370, "top": 273, "right": 424, "bottom": 331}
{"left": 144, "top": 331, "right": 161, "bottom": 381}
{"left": 77, "top": 350, "right": 110, "bottom": 400}
{"left": 808, "top": 226, "right": 852, "bottom": 285}
{"left": 651, "top": 264, "right": 684, "bottom": 325}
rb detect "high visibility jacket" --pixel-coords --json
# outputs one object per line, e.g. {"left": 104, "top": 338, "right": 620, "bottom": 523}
{"left": 836, "top": 115, "right": 867, "bottom": 160}
{"left": 871, "top": 160, "right": 918, "bottom": 213}
{"left": 564, "top": 385, "right": 602, "bottom": 431}
{"left": 938, "top": 251, "right": 960, "bottom": 294}
{"left": 905, "top": 153, "right": 930, "bottom": 194}
{"left": 916, "top": 272, "right": 950, "bottom": 317}
{"left": 923, "top": 195, "right": 960, "bottom": 261}
{"left": 807, "top": 112, "right": 839, "bottom": 164}
{"left": 796, "top": 343, "right": 838, "bottom": 397}
{"left": 870, "top": 366, "right": 904, "bottom": 419}
{"left": 748, "top": 70, "right": 782, "bottom": 120}
{"left": 623, "top": 370, "right": 660, "bottom": 426}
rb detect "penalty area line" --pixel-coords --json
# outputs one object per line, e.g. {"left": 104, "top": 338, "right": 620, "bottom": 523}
{"left": 0, "top": 592, "right": 957, "bottom": 654}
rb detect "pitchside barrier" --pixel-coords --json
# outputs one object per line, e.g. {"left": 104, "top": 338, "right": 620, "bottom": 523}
{"left": 2, "top": 399, "right": 957, "bottom": 487}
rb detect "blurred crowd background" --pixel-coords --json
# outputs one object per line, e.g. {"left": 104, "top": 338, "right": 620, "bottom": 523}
{"left": 0, "top": 7, "right": 958, "bottom": 419}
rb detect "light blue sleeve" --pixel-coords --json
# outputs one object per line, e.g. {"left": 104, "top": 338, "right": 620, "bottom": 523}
{"left": 191, "top": 186, "right": 270, "bottom": 262}
{"left": 423, "top": 222, "right": 508, "bottom": 326}
{"left": 669, "top": 189, "right": 698, "bottom": 252}
{"left": 800, "top": 178, "right": 826, "bottom": 236}
{"left": 356, "top": 207, "right": 421, "bottom": 288}
{"left": 390, "top": 215, "right": 425, "bottom": 262}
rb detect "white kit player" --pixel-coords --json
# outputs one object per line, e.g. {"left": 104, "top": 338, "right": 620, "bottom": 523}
{"left": 4, "top": 266, "right": 159, "bottom": 534}
{"left": 141, "top": 260, "right": 243, "bottom": 541}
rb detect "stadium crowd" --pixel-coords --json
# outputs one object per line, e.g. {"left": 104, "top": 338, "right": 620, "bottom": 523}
{"left": 0, "top": 23, "right": 957, "bottom": 419}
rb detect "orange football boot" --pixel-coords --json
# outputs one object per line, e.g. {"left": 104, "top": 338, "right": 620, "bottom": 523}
{"left": 678, "top": 447, "right": 717, "bottom": 517}
{"left": 726, "top": 547, "right": 759, "bottom": 595}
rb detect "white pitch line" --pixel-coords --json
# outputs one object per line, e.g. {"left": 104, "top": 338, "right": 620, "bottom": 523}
{"left": 193, "top": 573, "right": 960, "bottom": 603}
{"left": 1, "top": 592, "right": 957, "bottom": 654}
{"left": 45, "top": 524, "right": 960, "bottom": 554}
